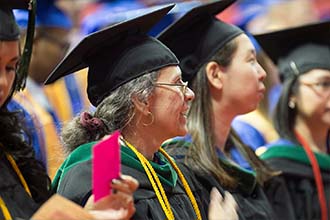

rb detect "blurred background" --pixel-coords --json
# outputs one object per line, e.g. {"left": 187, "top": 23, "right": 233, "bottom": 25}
{"left": 11, "top": 0, "right": 330, "bottom": 177}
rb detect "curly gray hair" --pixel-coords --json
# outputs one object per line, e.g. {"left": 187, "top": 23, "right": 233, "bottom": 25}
{"left": 61, "top": 70, "right": 159, "bottom": 154}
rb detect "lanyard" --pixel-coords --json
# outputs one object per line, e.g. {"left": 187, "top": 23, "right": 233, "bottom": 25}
{"left": 295, "top": 132, "right": 328, "bottom": 220}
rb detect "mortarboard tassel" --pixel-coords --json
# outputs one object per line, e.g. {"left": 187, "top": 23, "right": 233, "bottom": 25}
{"left": 16, "top": 0, "right": 36, "bottom": 91}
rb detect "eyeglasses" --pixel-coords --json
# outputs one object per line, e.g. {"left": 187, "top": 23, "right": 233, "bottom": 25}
{"left": 153, "top": 81, "right": 188, "bottom": 95}
{"left": 300, "top": 80, "right": 330, "bottom": 97}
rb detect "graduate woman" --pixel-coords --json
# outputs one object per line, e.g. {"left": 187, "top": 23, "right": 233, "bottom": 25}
{"left": 47, "top": 4, "right": 238, "bottom": 220}
{"left": 255, "top": 21, "right": 330, "bottom": 220}
{"left": 159, "top": 0, "right": 295, "bottom": 219}
{"left": 0, "top": 0, "right": 137, "bottom": 219}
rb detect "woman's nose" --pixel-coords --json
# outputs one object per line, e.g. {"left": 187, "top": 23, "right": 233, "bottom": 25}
{"left": 0, "top": 69, "right": 9, "bottom": 88}
{"left": 258, "top": 63, "right": 267, "bottom": 81}
{"left": 185, "top": 86, "right": 195, "bottom": 102}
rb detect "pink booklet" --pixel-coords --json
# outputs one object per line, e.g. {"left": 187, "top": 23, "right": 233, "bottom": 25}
{"left": 92, "top": 131, "right": 121, "bottom": 202}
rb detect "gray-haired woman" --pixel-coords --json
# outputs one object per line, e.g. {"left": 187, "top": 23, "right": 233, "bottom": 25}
{"left": 48, "top": 4, "right": 238, "bottom": 220}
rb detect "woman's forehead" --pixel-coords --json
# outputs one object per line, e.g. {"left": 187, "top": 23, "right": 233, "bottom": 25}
{"left": 301, "top": 69, "right": 330, "bottom": 80}
{"left": 235, "top": 34, "right": 255, "bottom": 54}
{"left": 0, "top": 41, "right": 19, "bottom": 59}
{"left": 157, "top": 65, "right": 182, "bottom": 80}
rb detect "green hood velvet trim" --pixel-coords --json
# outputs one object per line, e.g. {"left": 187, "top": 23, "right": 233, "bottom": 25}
{"left": 260, "top": 145, "right": 330, "bottom": 170}
{"left": 121, "top": 146, "right": 178, "bottom": 187}
{"left": 52, "top": 141, "right": 178, "bottom": 191}
{"left": 220, "top": 159, "right": 257, "bottom": 195}
{"left": 52, "top": 141, "right": 96, "bottom": 191}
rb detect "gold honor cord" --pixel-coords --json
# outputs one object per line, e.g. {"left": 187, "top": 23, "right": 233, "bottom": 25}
{"left": 124, "top": 140, "right": 175, "bottom": 220}
{"left": 6, "top": 154, "right": 32, "bottom": 196}
{"left": 0, "top": 153, "right": 32, "bottom": 220}
{"left": 123, "top": 140, "right": 202, "bottom": 220}
{"left": 159, "top": 148, "right": 202, "bottom": 220}
{"left": 0, "top": 197, "right": 12, "bottom": 220}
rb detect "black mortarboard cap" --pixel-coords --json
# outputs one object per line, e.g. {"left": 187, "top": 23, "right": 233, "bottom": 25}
{"left": 158, "top": 0, "right": 243, "bottom": 82}
{"left": 0, "top": 0, "right": 28, "bottom": 40}
{"left": 0, "top": 0, "right": 29, "bottom": 9}
{"left": 254, "top": 21, "right": 330, "bottom": 82}
{"left": 45, "top": 4, "right": 178, "bottom": 106}
{"left": 0, "top": 0, "right": 36, "bottom": 91}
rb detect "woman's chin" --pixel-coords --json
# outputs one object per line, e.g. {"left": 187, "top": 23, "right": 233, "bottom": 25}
{"left": 177, "top": 126, "right": 188, "bottom": 137}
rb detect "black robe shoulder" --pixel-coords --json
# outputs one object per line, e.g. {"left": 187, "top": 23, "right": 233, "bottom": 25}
{"left": 163, "top": 139, "right": 280, "bottom": 220}
{"left": 54, "top": 143, "right": 209, "bottom": 220}
{"left": 0, "top": 155, "right": 39, "bottom": 219}
{"left": 261, "top": 145, "right": 330, "bottom": 220}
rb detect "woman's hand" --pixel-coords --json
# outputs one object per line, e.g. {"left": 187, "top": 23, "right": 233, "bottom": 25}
{"left": 86, "top": 174, "right": 139, "bottom": 220}
{"left": 31, "top": 194, "right": 94, "bottom": 220}
{"left": 208, "top": 187, "right": 238, "bottom": 220}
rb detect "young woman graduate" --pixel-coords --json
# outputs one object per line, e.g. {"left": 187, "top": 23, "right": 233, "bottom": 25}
{"left": 158, "top": 0, "right": 295, "bottom": 219}
{"left": 255, "top": 21, "right": 330, "bottom": 220}
{"left": 0, "top": 1, "right": 59, "bottom": 218}
{"left": 0, "top": 0, "right": 137, "bottom": 219}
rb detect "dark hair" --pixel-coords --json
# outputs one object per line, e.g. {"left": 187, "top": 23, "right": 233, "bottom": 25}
{"left": 210, "top": 39, "right": 236, "bottom": 67}
{"left": 0, "top": 105, "right": 52, "bottom": 204}
{"left": 0, "top": 63, "right": 51, "bottom": 203}
{"left": 273, "top": 76, "right": 300, "bottom": 144}
{"left": 225, "top": 129, "right": 279, "bottom": 185}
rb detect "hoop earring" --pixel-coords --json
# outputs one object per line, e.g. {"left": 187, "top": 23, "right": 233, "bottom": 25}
{"left": 142, "top": 112, "right": 154, "bottom": 126}
{"left": 288, "top": 100, "right": 296, "bottom": 109}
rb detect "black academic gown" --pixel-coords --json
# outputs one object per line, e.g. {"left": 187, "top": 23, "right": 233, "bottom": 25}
{"left": 163, "top": 139, "right": 278, "bottom": 220}
{"left": 53, "top": 142, "right": 209, "bottom": 220}
{"left": 0, "top": 155, "right": 39, "bottom": 220}
{"left": 261, "top": 145, "right": 330, "bottom": 220}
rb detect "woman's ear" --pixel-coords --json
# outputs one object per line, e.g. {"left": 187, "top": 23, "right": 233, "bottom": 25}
{"left": 131, "top": 95, "right": 150, "bottom": 116}
{"left": 205, "top": 61, "right": 224, "bottom": 90}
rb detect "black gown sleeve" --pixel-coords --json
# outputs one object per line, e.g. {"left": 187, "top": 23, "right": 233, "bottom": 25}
{"left": 56, "top": 159, "right": 93, "bottom": 206}
{"left": 0, "top": 157, "right": 40, "bottom": 219}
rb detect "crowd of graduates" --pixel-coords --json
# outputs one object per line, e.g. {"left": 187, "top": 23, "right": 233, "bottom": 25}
{"left": 0, "top": 0, "right": 329, "bottom": 219}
